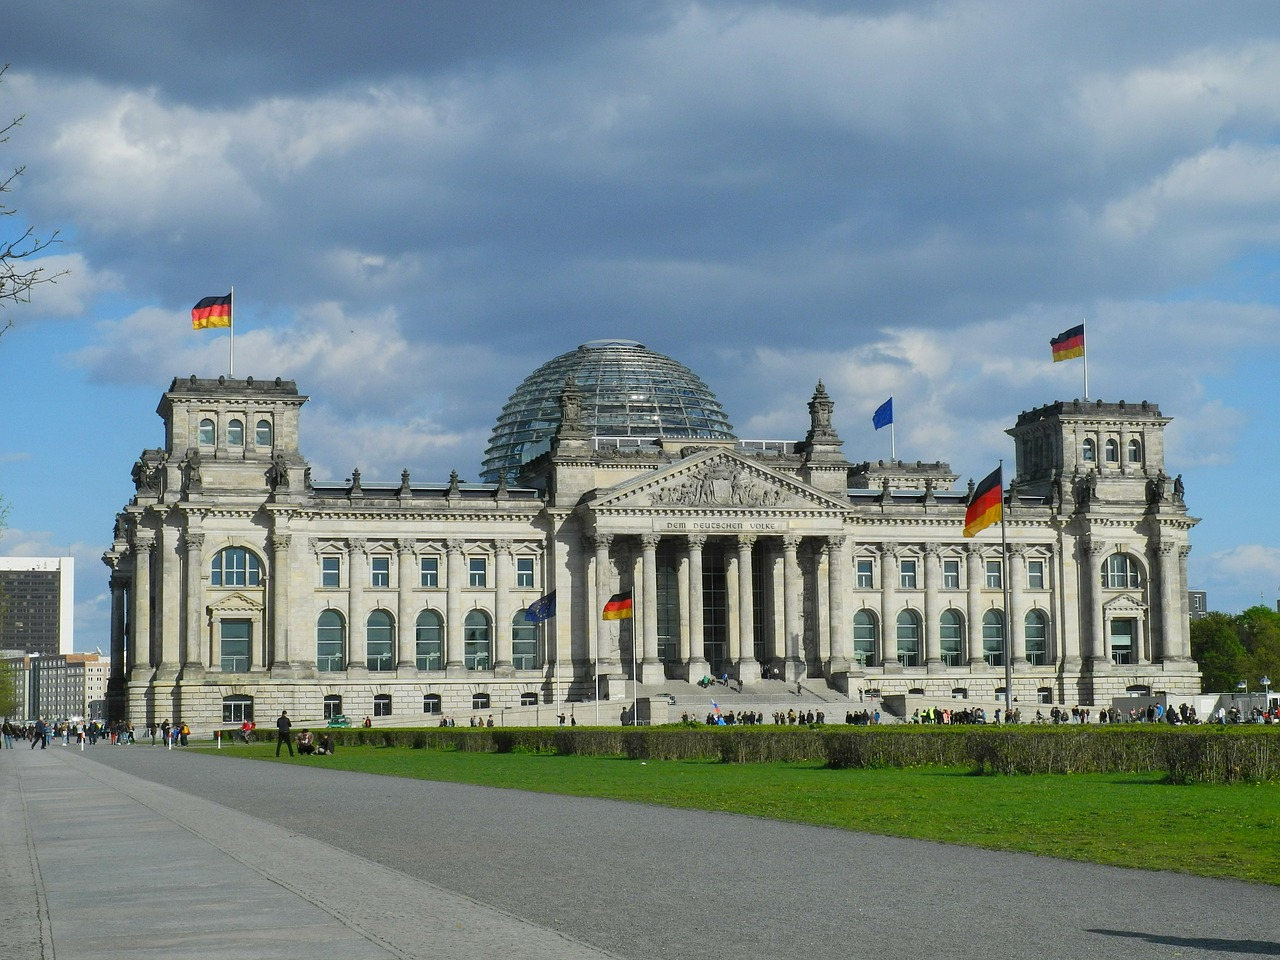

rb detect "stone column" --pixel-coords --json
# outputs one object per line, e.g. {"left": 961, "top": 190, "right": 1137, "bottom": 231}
{"left": 445, "top": 539, "right": 465, "bottom": 674}
{"left": 109, "top": 567, "right": 128, "bottom": 680}
{"left": 270, "top": 533, "right": 292, "bottom": 669}
{"left": 396, "top": 538, "right": 417, "bottom": 669}
{"left": 781, "top": 535, "right": 804, "bottom": 681}
{"left": 965, "top": 544, "right": 984, "bottom": 665}
{"left": 879, "top": 542, "right": 899, "bottom": 668}
{"left": 347, "top": 539, "right": 370, "bottom": 675}
{"left": 1175, "top": 545, "right": 1194, "bottom": 660}
{"left": 923, "top": 542, "right": 942, "bottom": 670}
{"left": 130, "top": 531, "right": 155, "bottom": 679}
{"left": 826, "top": 535, "right": 850, "bottom": 678}
{"left": 735, "top": 535, "right": 759, "bottom": 681}
{"left": 494, "top": 540, "right": 514, "bottom": 675}
{"left": 676, "top": 544, "right": 691, "bottom": 670}
{"left": 686, "top": 535, "right": 708, "bottom": 680}
{"left": 594, "top": 534, "right": 621, "bottom": 673}
{"left": 1149, "top": 541, "right": 1176, "bottom": 664}
{"left": 1008, "top": 543, "right": 1028, "bottom": 667}
{"left": 640, "top": 534, "right": 664, "bottom": 683}
{"left": 156, "top": 525, "right": 182, "bottom": 679}
{"left": 182, "top": 531, "right": 205, "bottom": 675}
{"left": 1085, "top": 538, "right": 1108, "bottom": 667}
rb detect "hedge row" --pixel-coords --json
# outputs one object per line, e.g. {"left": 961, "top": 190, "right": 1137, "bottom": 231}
{"left": 320, "top": 725, "right": 1280, "bottom": 783}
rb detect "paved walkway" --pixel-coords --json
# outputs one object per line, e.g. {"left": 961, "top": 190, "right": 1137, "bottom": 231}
{"left": 2, "top": 742, "right": 1278, "bottom": 960}
{"left": 0, "top": 744, "right": 616, "bottom": 960}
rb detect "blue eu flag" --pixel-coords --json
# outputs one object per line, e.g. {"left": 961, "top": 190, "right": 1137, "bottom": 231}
{"left": 873, "top": 397, "right": 893, "bottom": 430}
{"left": 525, "top": 591, "right": 557, "bottom": 622}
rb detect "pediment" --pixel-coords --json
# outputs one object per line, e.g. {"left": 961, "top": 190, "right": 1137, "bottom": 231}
{"left": 207, "top": 592, "right": 264, "bottom": 617}
{"left": 1102, "top": 593, "right": 1146, "bottom": 615}
{"left": 593, "top": 450, "right": 847, "bottom": 511}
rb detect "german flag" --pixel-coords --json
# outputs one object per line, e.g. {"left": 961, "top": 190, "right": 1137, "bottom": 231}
{"left": 963, "top": 466, "right": 1003, "bottom": 538}
{"left": 192, "top": 294, "right": 232, "bottom": 330}
{"left": 602, "top": 591, "right": 633, "bottom": 620}
{"left": 1050, "top": 323, "right": 1084, "bottom": 362}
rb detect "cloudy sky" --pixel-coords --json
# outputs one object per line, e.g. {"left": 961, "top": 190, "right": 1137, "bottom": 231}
{"left": 4, "top": 0, "right": 1280, "bottom": 650}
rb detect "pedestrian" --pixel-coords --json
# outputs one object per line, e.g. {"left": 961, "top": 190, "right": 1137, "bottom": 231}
{"left": 276, "top": 710, "right": 294, "bottom": 757}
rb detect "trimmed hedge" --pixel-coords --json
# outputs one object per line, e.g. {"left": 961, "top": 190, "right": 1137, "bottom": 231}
{"left": 316, "top": 724, "right": 1280, "bottom": 783}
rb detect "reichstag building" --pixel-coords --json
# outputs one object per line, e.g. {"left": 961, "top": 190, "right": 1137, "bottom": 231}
{"left": 102, "top": 339, "right": 1201, "bottom": 726}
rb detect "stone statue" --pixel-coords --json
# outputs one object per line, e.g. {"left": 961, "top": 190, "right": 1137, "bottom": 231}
{"left": 185, "top": 449, "right": 202, "bottom": 490}
{"left": 266, "top": 453, "right": 290, "bottom": 491}
{"left": 1173, "top": 474, "right": 1185, "bottom": 503}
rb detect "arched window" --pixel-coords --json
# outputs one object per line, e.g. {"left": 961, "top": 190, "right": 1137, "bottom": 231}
{"left": 520, "top": 691, "right": 539, "bottom": 706}
{"left": 198, "top": 418, "right": 215, "bottom": 446}
{"left": 853, "top": 610, "right": 878, "bottom": 667}
{"left": 940, "top": 609, "right": 965, "bottom": 666}
{"left": 1104, "top": 438, "right": 1119, "bottom": 463}
{"left": 472, "top": 692, "right": 491, "bottom": 710}
{"left": 222, "top": 695, "right": 253, "bottom": 723}
{"left": 316, "top": 610, "right": 346, "bottom": 672}
{"left": 982, "top": 610, "right": 1005, "bottom": 667}
{"left": 415, "top": 610, "right": 443, "bottom": 671}
{"left": 1103, "top": 553, "right": 1142, "bottom": 589}
{"left": 512, "top": 611, "right": 538, "bottom": 669}
{"left": 1127, "top": 438, "right": 1142, "bottom": 463}
{"left": 323, "top": 695, "right": 343, "bottom": 720}
{"left": 366, "top": 610, "right": 395, "bottom": 671}
{"left": 227, "top": 418, "right": 244, "bottom": 447}
{"left": 211, "top": 547, "right": 261, "bottom": 587}
{"left": 1082, "top": 438, "right": 1096, "bottom": 462}
{"left": 896, "top": 610, "right": 921, "bottom": 667}
{"left": 255, "top": 419, "right": 273, "bottom": 447}
{"left": 464, "top": 610, "right": 492, "bottom": 670}
{"left": 1025, "top": 609, "right": 1048, "bottom": 665}
{"left": 373, "top": 694, "right": 392, "bottom": 717}
{"left": 423, "top": 694, "right": 442, "bottom": 715}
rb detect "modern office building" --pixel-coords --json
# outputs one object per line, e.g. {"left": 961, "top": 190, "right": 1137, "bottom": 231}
{"left": 0, "top": 557, "right": 75, "bottom": 657}
{"left": 102, "top": 340, "right": 1201, "bottom": 727}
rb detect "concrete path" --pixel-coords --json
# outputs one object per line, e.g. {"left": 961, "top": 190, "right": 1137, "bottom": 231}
{"left": 2, "top": 742, "right": 1278, "bottom": 960}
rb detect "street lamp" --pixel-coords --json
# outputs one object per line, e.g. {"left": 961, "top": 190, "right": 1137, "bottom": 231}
{"left": 1237, "top": 679, "right": 1248, "bottom": 699}
{"left": 1262, "top": 675, "right": 1272, "bottom": 706}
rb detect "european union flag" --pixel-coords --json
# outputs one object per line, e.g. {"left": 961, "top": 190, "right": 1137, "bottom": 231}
{"left": 524, "top": 591, "right": 557, "bottom": 622}
{"left": 873, "top": 397, "right": 893, "bottom": 430}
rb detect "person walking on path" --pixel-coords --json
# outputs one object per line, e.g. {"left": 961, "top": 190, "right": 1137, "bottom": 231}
{"left": 275, "top": 710, "right": 294, "bottom": 757}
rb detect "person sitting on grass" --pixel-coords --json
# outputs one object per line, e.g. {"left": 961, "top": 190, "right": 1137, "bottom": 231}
{"left": 297, "top": 729, "right": 316, "bottom": 755}
{"left": 316, "top": 733, "right": 335, "bottom": 756}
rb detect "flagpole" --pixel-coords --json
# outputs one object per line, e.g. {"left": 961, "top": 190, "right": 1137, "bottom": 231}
{"left": 999, "top": 459, "right": 1013, "bottom": 717}
{"left": 890, "top": 421, "right": 896, "bottom": 463}
{"left": 1082, "top": 318, "right": 1088, "bottom": 400}
{"left": 229, "top": 285, "right": 235, "bottom": 377}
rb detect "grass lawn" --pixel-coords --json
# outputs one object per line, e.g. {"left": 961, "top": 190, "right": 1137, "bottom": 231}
{"left": 220, "top": 741, "right": 1280, "bottom": 885}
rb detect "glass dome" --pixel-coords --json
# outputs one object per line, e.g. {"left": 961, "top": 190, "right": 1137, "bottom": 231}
{"left": 481, "top": 339, "right": 736, "bottom": 482}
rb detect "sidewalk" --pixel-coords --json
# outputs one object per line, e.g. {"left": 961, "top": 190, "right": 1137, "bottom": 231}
{"left": 0, "top": 744, "right": 616, "bottom": 960}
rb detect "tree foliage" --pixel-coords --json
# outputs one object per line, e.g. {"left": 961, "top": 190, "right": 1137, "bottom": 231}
{"left": 1191, "top": 605, "right": 1280, "bottom": 695}
{"left": 1, "top": 63, "right": 64, "bottom": 337}
{"left": 0, "top": 657, "right": 20, "bottom": 720}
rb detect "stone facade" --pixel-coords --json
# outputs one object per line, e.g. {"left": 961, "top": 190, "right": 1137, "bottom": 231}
{"left": 102, "top": 376, "right": 1201, "bottom": 728}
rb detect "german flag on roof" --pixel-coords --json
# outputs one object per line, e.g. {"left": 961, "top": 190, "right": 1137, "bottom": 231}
{"left": 963, "top": 466, "right": 1003, "bottom": 537}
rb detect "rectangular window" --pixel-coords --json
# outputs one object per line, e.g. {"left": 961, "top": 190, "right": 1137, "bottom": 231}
{"left": 220, "top": 620, "right": 251, "bottom": 673}
{"left": 420, "top": 556, "right": 439, "bottom": 588}
{"left": 985, "top": 560, "right": 1003, "bottom": 589}
{"left": 516, "top": 557, "right": 535, "bottom": 589}
{"left": 371, "top": 556, "right": 391, "bottom": 588}
{"left": 855, "top": 559, "right": 874, "bottom": 589}
{"left": 1027, "top": 559, "right": 1045, "bottom": 590}
{"left": 468, "top": 557, "right": 487, "bottom": 588}
{"left": 942, "top": 559, "right": 960, "bottom": 590}
{"left": 321, "top": 556, "right": 340, "bottom": 588}
{"left": 899, "top": 559, "right": 917, "bottom": 589}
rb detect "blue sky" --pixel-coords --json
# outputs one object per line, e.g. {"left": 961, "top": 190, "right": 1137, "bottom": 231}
{"left": 3, "top": 0, "right": 1280, "bottom": 650}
